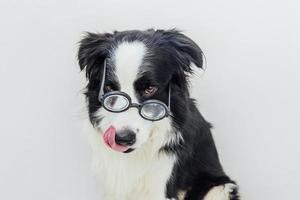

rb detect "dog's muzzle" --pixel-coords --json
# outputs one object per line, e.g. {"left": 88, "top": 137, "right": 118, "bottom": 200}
{"left": 102, "top": 126, "right": 136, "bottom": 153}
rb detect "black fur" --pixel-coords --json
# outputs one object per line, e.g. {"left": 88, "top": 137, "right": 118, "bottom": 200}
{"left": 78, "top": 29, "right": 239, "bottom": 200}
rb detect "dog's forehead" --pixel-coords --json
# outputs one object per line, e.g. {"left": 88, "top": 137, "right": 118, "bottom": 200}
{"left": 112, "top": 41, "right": 147, "bottom": 96}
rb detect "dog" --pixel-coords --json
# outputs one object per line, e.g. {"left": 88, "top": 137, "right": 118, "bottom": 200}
{"left": 78, "top": 29, "right": 240, "bottom": 200}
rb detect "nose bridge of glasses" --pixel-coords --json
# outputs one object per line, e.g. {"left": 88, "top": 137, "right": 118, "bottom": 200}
{"left": 130, "top": 102, "right": 141, "bottom": 108}
{"left": 115, "top": 97, "right": 140, "bottom": 110}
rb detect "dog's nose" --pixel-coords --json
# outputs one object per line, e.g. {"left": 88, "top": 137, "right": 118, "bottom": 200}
{"left": 115, "top": 129, "right": 136, "bottom": 146}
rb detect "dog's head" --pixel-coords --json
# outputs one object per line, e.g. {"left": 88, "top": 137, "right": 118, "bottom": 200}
{"left": 78, "top": 29, "right": 203, "bottom": 153}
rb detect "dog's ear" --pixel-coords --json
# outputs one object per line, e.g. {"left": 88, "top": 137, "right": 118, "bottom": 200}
{"left": 78, "top": 32, "right": 112, "bottom": 79}
{"left": 157, "top": 29, "right": 204, "bottom": 73}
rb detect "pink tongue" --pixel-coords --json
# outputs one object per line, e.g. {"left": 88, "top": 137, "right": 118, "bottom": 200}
{"left": 103, "top": 126, "right": 129, "bottom": 152}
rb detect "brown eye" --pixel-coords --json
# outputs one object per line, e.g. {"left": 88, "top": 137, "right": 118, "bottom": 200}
{"left": 143, "top": 86, "right": 158, "bottom": 97}
{"left": 105, "top": 85, "right": 113, "bottom": 92}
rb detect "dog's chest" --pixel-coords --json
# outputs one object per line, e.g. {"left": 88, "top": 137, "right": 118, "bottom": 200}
{"left": 94, "top": 147, "right": 175, "bottom": 200}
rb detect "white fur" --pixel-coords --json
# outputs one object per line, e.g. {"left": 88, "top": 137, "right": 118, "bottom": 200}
{"left": 203, "top": 183, "right": 237, "bottom": 200}
{"left": 170, "top": 184, "right": 237, "bottom": 200}
{"left": 113, "top": 41, "right": 146, "bottom": 101}
{"left": 87, "top": 42, "right": 177, "bottom": 199}
{"left": 86, "top": 119, "right": 176, "bottom": 200}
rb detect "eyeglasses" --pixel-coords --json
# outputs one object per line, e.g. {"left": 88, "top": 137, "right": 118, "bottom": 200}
{"left": 98, "top": 60, "right": 171, "bottom": 121}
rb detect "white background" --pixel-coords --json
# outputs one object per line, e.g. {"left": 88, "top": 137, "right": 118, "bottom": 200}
{"left": 0, "top": 0, "right": 299, "bottom": 199}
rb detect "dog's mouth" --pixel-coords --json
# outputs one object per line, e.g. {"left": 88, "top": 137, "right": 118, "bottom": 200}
{"left": 123, "top": 148, "right": 134, "bottom": 153}
{"left": 102, "top": 126, "right": 133, "bottom": 153}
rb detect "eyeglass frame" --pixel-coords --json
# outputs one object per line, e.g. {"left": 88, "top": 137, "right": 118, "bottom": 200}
{"left": 98, "top": 59, "right": 172, "bottom": 121}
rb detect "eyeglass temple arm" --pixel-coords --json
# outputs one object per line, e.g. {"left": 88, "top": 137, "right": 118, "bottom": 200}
{"left": 99, "top": 59, "right": 107, "bottom": 97}
{"left": 168, "top": 84, "right": 171, "bottom": 111}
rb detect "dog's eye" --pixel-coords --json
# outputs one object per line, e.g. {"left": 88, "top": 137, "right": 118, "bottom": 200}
{"left": 143, "top": 86, "right": 158, "bottom": 97}
{"left": 105, "top": 85, "right": 113, "bottom": 92}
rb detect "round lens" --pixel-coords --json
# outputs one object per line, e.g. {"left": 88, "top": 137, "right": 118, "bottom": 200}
{"left": 103, "top": 94, "right": 129, "bottom": 112}
{"left": 140, "top": 103, "right": 166, "bottom": 120}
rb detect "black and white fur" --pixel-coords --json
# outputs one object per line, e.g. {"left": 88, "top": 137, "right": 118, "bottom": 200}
{"left": 78, "top": 29, "right": 240, "bottom": 200}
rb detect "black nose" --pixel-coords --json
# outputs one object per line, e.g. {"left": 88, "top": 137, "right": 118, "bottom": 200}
{"left": 115, "top": 129, "right": 136, "bottom": 146}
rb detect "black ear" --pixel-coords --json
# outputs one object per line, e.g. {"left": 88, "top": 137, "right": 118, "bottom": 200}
{"left": 77, "top": 32, "right": 112, "bottom": 78}
{"left": 156, "top": 29, "right": 204, "bottom": 73}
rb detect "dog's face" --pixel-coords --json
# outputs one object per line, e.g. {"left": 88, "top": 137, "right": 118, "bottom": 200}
{"left": 78, "top": 29, "right": 203, "bottom": 153}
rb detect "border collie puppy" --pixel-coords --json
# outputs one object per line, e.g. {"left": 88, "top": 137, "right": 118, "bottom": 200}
{"left": 78, "top": 29, "right": 239, "bottom": 200}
